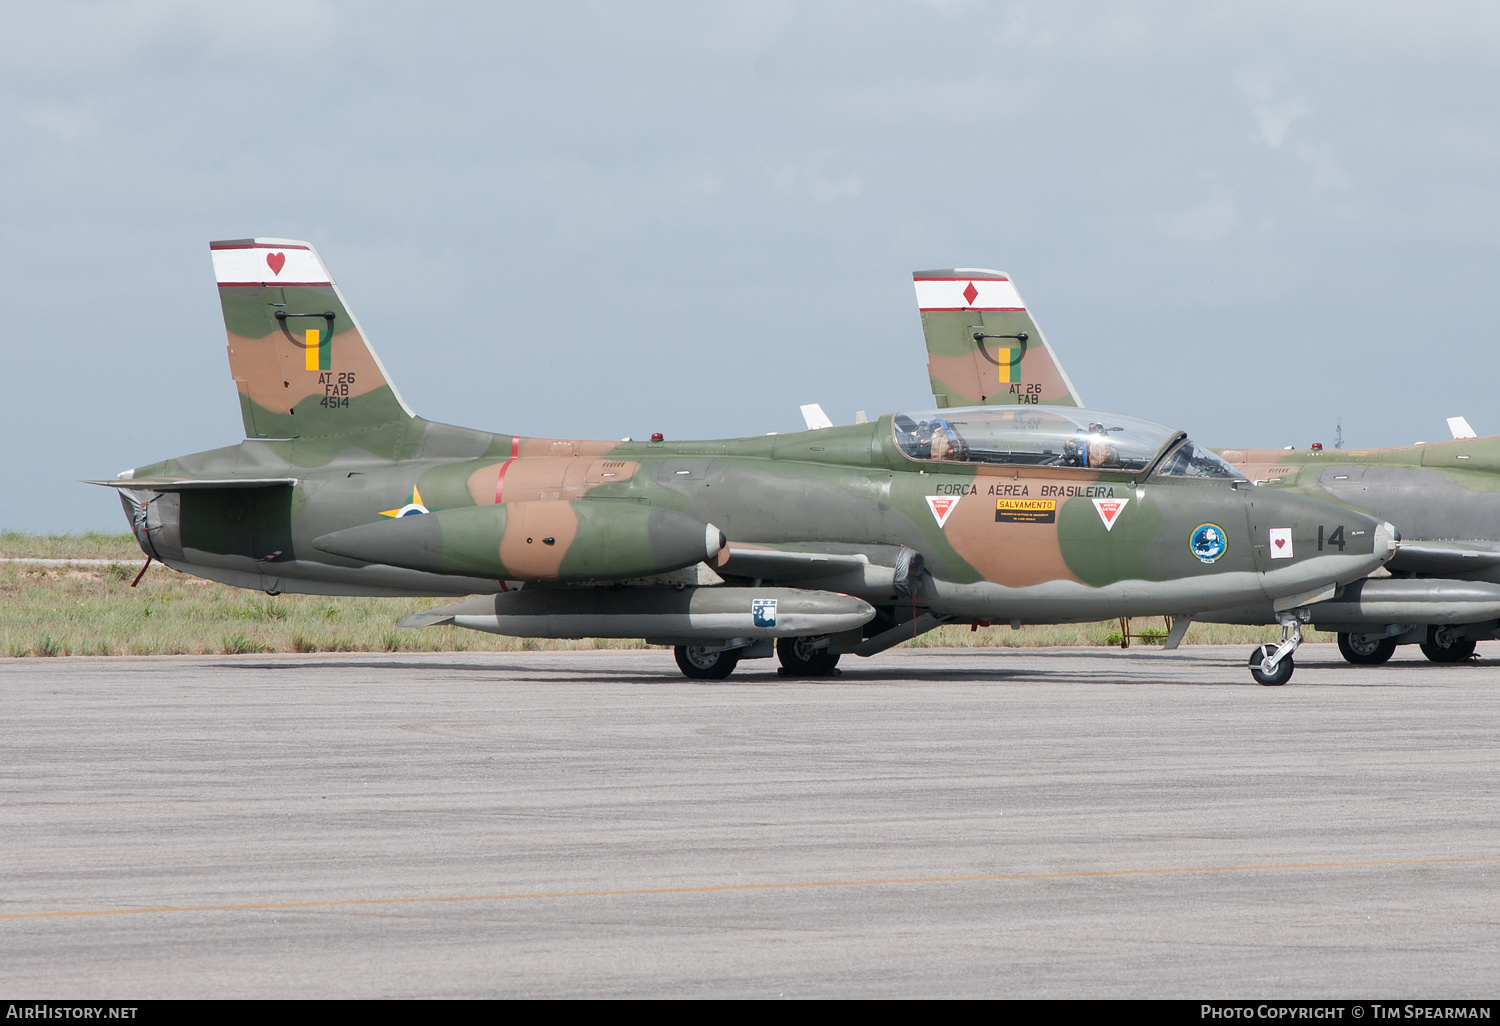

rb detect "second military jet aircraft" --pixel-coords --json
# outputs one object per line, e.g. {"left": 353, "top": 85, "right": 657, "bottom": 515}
{"left": 911, "top": 267, "right": 1500, "bottom": 668}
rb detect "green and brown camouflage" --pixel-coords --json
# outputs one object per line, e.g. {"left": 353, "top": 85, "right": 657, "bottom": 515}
{"left": 921, "top": 271, "right": 1500, "bottom": 663}
{"left": 914, "top": 270, "right": 1082, "bottom": 409}
{"left": 91, "top": 239, "right": 1395, "bottom": 682}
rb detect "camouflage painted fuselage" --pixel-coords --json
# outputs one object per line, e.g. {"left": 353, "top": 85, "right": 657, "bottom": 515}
{"left": 103, "top": 239, "right": 1392, "bottom": 646}
{"left": 120, "top": 413, "right": 1394, "bottom": 625}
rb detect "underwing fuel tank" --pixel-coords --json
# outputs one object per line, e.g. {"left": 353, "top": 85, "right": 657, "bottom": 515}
{"left": 313, "top": 500, "right": 725, "bottom": 583}
{"left": 398, "top": 587, "right": 877, "bottom": 641}
{"left": 1310, "top": 577, "right": 1500, "bottom": 630}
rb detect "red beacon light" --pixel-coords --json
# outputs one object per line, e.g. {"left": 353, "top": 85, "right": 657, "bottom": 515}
{"left": 1311, "top": 442, "right": 1323, "bottom": 450}
{"left": 650, "top": 432, "right": 664, "bottom": 442}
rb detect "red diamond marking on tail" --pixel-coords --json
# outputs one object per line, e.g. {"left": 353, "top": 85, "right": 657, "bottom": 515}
{"left": 962, "top": 281, "right": 979, "bottom": 306}
{"left": 266, "top": 252, "right": 286, "bottom": 276}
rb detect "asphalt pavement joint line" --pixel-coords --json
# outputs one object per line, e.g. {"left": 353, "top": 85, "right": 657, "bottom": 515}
{"left": 4, "top": 854, "right": 1497, "bottom": 922}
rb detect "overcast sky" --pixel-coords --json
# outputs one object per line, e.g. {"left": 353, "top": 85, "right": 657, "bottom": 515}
{"left": 4, "top": 1, "right": 1500, "bottom": 532}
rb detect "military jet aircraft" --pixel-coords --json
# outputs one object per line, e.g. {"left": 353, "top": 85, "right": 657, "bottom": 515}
{"left": 91, "top": 240, "right": 1396, "bottom": 685}
{"left": 913, "top": 268, "right": 1500, "bottom": 666}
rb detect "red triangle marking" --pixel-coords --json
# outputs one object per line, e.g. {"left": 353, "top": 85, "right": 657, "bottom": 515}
{"left": 1092, "top": 497, "right": 1129, "bottom": 531}
{"left": 926, "top": 495, "right": 960, "bottom": 528}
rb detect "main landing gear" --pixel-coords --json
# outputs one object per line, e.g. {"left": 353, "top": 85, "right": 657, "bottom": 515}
{"left": 1250, "top": 616, "right": 1303, "bottom": 686}
{"left": 674, "top": 644, "right": 740, "bottom": 680}
{"left": 1335, "top": 624, "right": 1479, "bottom": 666}
{"left": 1420, "top": 624, "right": 1477, "bottom": 663}
{"left": 1337, "top": 632, "right": 1397, "bottom": 665}
{"left": 776, "top": 635, "right": 841, "bottom": 677}
{"left": 673, "top": 635, "right": 843, "bottom": 680}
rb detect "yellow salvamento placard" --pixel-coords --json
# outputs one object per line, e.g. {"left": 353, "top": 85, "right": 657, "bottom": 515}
{"left": 995, "top": 498, "right": 1057, "bottom": 523}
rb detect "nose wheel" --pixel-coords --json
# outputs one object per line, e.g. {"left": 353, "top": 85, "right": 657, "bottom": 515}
{"left": 1249, "top": 617, "right": 1302, "bottom": 686}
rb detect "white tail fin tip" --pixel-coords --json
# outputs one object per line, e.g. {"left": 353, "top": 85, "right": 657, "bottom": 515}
{"left": 210, "top": 238, "right": 332, "bottom": 286}
{"left": 800, "top": 404, "right": 834, "bottom": 430}
{"left": 1447, "top": 416, "right": 1478, "bottom": 439}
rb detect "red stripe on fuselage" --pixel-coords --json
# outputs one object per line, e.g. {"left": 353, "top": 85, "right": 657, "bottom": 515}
{"left": 493, "top": 436, "right": 522, "bottom": 504}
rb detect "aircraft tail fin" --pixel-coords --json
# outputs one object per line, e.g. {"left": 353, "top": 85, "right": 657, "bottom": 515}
{"left": 211, "top": 238, "right": 416, "bottom": 441}
{"left": 912, "top": 269, "right": 1082, "bottom": 408}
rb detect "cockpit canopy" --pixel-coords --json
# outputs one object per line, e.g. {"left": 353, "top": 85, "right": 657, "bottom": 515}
{"left": 1153, "top": 439, "right": 1246, "bottom": 480}
{"left": 893, "top": 406, "right": 1213, "bottom": 475}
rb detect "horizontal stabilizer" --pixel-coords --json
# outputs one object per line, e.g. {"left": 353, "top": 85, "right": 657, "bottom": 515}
{"left": 85, "top": 477, "right": 298, "bottom": 490}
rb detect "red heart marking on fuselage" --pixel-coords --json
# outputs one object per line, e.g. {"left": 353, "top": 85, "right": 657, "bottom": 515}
{"left": 1275, "top": 538, "right": 1285, "bottom": 548}
{"left": 266, "top": 252, "right": 286, "bottom": 275}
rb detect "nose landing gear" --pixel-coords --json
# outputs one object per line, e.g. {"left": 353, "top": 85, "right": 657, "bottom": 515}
{"left": 1250, "top": 616, "right": 1302, "bottom": 686}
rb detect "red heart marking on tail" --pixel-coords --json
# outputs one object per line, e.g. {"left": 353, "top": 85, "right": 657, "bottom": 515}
{"left": 266, "top": 252, "right": 286, "bottom": 275}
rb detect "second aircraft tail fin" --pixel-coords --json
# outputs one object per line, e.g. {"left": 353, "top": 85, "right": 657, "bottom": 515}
{"left": 912, "top": 269, "right": 1082, "bottom": 408}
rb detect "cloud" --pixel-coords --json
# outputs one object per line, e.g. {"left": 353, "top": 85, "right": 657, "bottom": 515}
{"left": 770, "top": 151, "right": 862, "bottom": 202}
{"left": 1296, "top": 143, "right": 1351, "bottom": 193}
{"left": 1236, "top": 66, "right": 1310, "bottom": 148}
{"left": 22, "top": 104, "right": 99, "bottom": 140}
{"left": 1158, "top": 189, "right": 1241, "bottom": 242}
{"left": 0, "top": 0, "right": 343, "bottom": 75}
{"left": 1251, "top": 97, "right": 1311, "bottom": 149}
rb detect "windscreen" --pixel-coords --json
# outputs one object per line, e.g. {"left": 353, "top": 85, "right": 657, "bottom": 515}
{"left": 1154, "top": 440, "right": 1246, "bottom": 480}
{"left": 892, "top": 406, "right": 1179, "bottom": 472}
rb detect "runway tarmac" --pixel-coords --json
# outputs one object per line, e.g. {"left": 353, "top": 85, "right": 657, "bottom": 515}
{"left": 2, "top": 643, "right": 1497, "bottom": 998}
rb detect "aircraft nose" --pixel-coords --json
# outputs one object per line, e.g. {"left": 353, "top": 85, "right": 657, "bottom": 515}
{"left": 1374, "top": 520, "right": 1399, "bottom": 560}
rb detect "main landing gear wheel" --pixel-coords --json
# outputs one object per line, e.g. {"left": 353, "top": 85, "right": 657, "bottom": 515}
{"left": 1338, "top": 632, "right": 1397, "bottom": 666}
{"left": 777, "top": 635, "right": 840, "bottom": 676}
{"left": 1249, "top": 643, "right": 1295, "bottom": 686}
{"left": 1419, "top": 625, "right": 1476, "bottom": 664}
{"left": 675, "top": 645, "right": 740, "bottom": 680}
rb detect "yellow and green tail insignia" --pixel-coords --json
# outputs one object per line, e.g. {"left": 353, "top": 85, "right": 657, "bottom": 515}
{"left": 996, "top": 346, "right": 1018, "bottom": 385}
{"left": 304, "top": 328, "right": 331, "bottom": 372}
{"left": 379, "top": 486, "right": 429, "bottom": 518}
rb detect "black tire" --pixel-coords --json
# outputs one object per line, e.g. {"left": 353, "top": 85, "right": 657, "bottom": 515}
{"left": 674, "top": 645, "right": 740, "bottom": 680}
{"left": 777, "top": 635, "right": 840, "bottom": 676}
{"left": 1419, "top": 626, "right": 1476, "bottom": 664}
{"left": 1337, "top": 632, "right": 1397, "bottom": 666}
{"left": 1249, "top": 643, "right": 1294, "bottom": 686}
